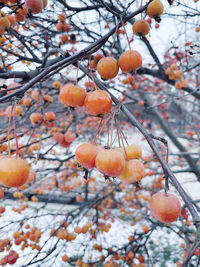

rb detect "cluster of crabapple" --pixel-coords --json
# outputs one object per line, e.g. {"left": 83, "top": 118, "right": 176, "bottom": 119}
{"left": 165, "top": 63, "right": 188, "bottom": 89}
{"left": 57, "top": 75, "right": 181, "bottom": 225}
{"left": 75, "top": 142, "right": 145, "bottom": 185}
{"left": 57, "top": 82, "right": 144, "bottom": 184}
{"left": 89, "top": 0, "right": 164, "bottom": 80}
{"left": 75, "top": 142, "right": 181, "bottom": 224}
{"left": 57, "top": 77, "right": 145, "bottom": 185}
{"left": 0, "top": 0, "right": 47, "bottom": 35}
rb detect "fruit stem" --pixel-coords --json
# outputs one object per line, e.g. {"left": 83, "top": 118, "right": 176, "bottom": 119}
{"left": 94, "top": 116, "right": 111, "bottom": 144}
{"left": 110, "top": 112, "right": 115, "bottom": 148}
{"left": 115, "top": 118, "right": 121, "bottom": 147}
{"left": 110, "top": 20, "right": 120, "bottom": 57}
{"left": 107, "top": 117, "right": 110, "bottom": 148}
{"left": 120, "top": 17, "right": 131, "bottom": 51}
{"left": 115, "top": 115, "right": 129, "bottom": 160}
{"left": 7, "top": 108, "right": 12, "bottom": 158}
{"left": 12, "top": 103, "right": 19, "bottom": 158}
{"left": 94, "top": 117, "right": 103, "bottom": 144}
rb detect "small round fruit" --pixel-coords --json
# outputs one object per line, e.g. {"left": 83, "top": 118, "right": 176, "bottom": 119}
{"left": 45, "top": 111, "right": 56, "bottom": 122}
{"left": 23, "top": 98, "right": 32, "bottom": 107}
{"left": 62, "top": 255, "right": 69, "bottom": 262}
{"left": 94, "top": 53, "right": 104, "bottom": 63}
{"left": 52, "top": 80, "right": 61, "bottom": 89}
{"left": 5, "top": 15, "right": 16, "bottom": 26}
{"left": 6, "top": 105, "right": 23, "bottom": 117}
{"left": 58, "top": 13, "right": 66, "bottom": 21}
{"left": 97, "top": 57, "right": 119, "bottom": 80}
{"left": 59, "top": 83, "right": 86, "bottom": 107}
{"left": 123, "top": 144, "right": 142, "bottom": 159}
{"left": 75, "top": 143, "right": 98, "bottom": 169}
{"left": 147, "top": 0, "right": 164, "bottom": 18}
{"left": 31, "top": 90, "right": 40, "bottom": 101}
{"left": 53, "top": 132, "right": 64, "bottom": 144}
{"left": 119, "top": 159, "right": 145, "bottom": 184}
{"left": 64, "top": 130, "right": 76, "bottom": 143}
{"left": 25, "top": 0, "right": 44, "bottom": 14}
{"left": 84, "top": 90, "right": 112, "bottom": 116}
{"left": 90, "top": 59, "right": 97, "bottom": 70}
{"left": 0, "top": 17, "right": 10, "bottom": 30}
{"left": 95, "top": 148, "right": 125, "bottom": 177}
{"left": 132, "top": 19, "right": 150, "bottom": 36}
{"left": 149, "top": 192, "right": 181, "bottom": 223}
{"left": 30, "top": 112, "right": 44, "bottom": 126}
{"left": 0, "top": 157, "right": 30, "bottom": 187}
{"left": 118, "top": 50, "right": 142, "bottom": 73}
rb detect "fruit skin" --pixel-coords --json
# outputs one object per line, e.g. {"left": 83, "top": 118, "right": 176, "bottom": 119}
{"left": 149, "top": 192, "right": 181, "bottom": 223}
{"left": 30, "top": 112, "right": 44, "bottom": 126}
{"left": 53, "top": 132, "right": 64, "bottom": 144}
{"left": 97, "top": 57, "right": 119, "bottom": 80}
{"left": 119, "top": 159, "right": 145, "bottom": 184}
{"left": 118, "top": 50, "right": 142, "bottom": 73}
{"left": 84, "top": 90, "right": 112, "bottom": 116}
{"left": 45, "top": 111, "right": 56, "bottom": 122}
{"left": 94, "top": 53, "right": 104, "bottom": 63}
{"left": 25, "top": 0, "right": 44, "bottom": 14}
{"left": 0, "top": 17, "right": 10, "bottom": 30}
{"left": 6, "top": 15, "right": 16, "bottom": 26}
{"left": 132, "top": 19, "right": 150, "bottom": 36}
{"left": 6, "top": 105, "right": 23, "bottom": 117}
{"left": 121, "top": 144, "right": 142, "bottom": 159}
{"left": 23, "top": 97, "right": 32, "bottom": 107}
{"left": 95, "top": 149, "right": 125, "bottom": 177}
{"left": 58, "top": 13, "right": 66, "bottom": 21}
{"left": 59, "top": 84, "right": 86, "bottom": 107}
{"left": 75, "top": 143, "right": 98, "bottom": 169}
{"left": 0, "top": 157, "right": 30, "bottom": 187}
{"left": 64, "top": 130, "right": 76, "bottom": 143}
{"left": 56, "top": 21, "right": 71, "bottom": 32}
{"left": 147, "top": 0, "right": 164, "bottom": 18}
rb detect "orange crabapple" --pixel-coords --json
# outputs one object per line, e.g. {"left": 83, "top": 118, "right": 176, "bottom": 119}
{"left": 95, "top": 148, "right": 125, "bottom": 177}
{"left": 59, "top": 83, "right": 86, "bottom": 107}
{"left": 147, "top": 0, "right": 164, "bottom": 18}
{"left": 132, "top": 19, "right": 150, "bottom": 36}
{"left": 119, "top": 159, "right": 145, "bottom": 185}
{"left": 118, "top": 50, "right": 142, "bottom": 73}
{"left": 0, "top": 157, "right": 30, "bottom": 187}
{"left": 75, "top": 143, "right": 98, "bottom": 169}
{"left": 97, "top": 56, "right": 119, "bottom": 79}
{"left": 84, "top": 90, "right": 112, "bottom": 116}
{"left": 149, "top": 192, "right": 181, "bottom": 223}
